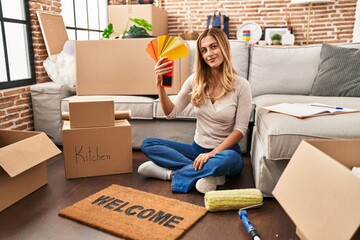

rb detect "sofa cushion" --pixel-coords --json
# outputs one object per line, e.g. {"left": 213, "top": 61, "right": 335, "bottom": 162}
{"left": 61, "top": 95, "right": 155, "bottom": 120}
{"left": 311, "top": 44, "right": 360, "bottom": 97}
{"left": 31, "top": 81, "right": 75, "bottom": 145}
{"left": 186, "top": 40, "right": 249, "bottom": 79}
{"left": 153, "top": 95, "right": 196, "bottom": 119}
{"left": 249, "top": 45, "right": 322, "bottom": 98}
{"left": 253, "top": 94, "right": 360, "bottom": 160}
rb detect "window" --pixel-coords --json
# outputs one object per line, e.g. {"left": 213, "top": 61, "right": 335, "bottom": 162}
{"left": 0, "top": 0, "right": 35, "bottom": 90}
{"left": 61, "top": 0, "right": 108, "bottom": 40}
{"left": 353, "top": 0, "right": 360, "bottom": 42}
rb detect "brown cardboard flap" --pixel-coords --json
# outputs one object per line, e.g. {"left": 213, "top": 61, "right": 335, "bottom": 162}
{"left": 0, "top": 133, "right": 61, "bottom": 177}
{"left": 0, "top": 130, "right": 38, "bottom": 147}
{"left": 305, "top": 139, "right": 360, "bottom": 168}
{"left": 36, "top": 11, "right": 68, "bottom": 55}
{"left": 273, "top": 140, "right": 360, "bottom": 240}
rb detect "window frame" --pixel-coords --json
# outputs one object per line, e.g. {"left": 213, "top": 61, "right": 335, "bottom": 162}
{"left": 63, "top": 0, "right": 107, "bottom": 41}
{"left": 0, "top": 0, "right": 35, "bottom": 90}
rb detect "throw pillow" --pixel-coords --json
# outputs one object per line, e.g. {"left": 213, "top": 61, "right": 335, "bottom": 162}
{"left": 311, "top": 44, "right": 360, "bottom": 97}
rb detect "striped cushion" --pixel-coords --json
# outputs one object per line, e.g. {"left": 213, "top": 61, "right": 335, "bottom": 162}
{"left": 311, "top": 44, "right": 360, "bottom": 97}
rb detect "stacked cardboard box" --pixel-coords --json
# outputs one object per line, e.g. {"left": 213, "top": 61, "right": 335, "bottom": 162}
{"left": 108, "top": 4, "right": 168, "bottom": 37}
{"left": 62, "top": 99, "right": 133, "bottom": 179}
{"left": 0, "top": 130, "right": 61, "bottom": 212}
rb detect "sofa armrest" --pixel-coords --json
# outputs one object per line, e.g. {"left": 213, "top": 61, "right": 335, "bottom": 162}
{"left": 31, "top": 81, "right": 75, "bottom": 145}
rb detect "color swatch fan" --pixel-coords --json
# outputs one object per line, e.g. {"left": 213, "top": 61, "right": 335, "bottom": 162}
{"left": 146, "top": 35, "right": 189, "bottom": 61}
{"left": 146, "top": 35, "right": 189, "bottom": 87}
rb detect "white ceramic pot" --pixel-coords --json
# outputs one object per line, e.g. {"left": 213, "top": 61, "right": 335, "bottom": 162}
{"left": 282, "top": 33, "right": 295, "bottom": 45}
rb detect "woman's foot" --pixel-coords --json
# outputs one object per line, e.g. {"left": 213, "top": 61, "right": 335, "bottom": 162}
{"left": 138, "top": 161, "right": 171, "bottom": 180}
{"left": 195, "top": 176, "right": 226, "bottom": 194}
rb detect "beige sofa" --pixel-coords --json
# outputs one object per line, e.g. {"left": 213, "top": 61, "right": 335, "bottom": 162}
{"left": 249, "top": 43, "right": 360, "bottom": 196}
{"left": 31, "top": 41, "right": 360, "bottom": 196}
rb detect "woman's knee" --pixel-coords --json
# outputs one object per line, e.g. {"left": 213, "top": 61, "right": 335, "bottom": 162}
{"left": 218, "top": 150, "right": 243, "bottom": 167}
{"left": 141, "top": 138, "right": 158, "bottom": 153}
{"left": 219, "top": 149, "right": 241, "bottom": 157}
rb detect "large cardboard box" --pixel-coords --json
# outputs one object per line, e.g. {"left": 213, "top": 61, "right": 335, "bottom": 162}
{"left": 69, "top": 99, "right": 115, "bottom": 128}
{"left": 108, "top": 5, "right": 167, "bottom": 37}
{"left": 62, "top": 120, "right": 133, "bottom": 179}
{"left": 0, "top": 130, "right": 61, "bottom": 212}
{"left": 273, "top": 139, "right": 360, "bottom": 240}
{"left": 75, "top": 38, "right": 185, "bottom": 95}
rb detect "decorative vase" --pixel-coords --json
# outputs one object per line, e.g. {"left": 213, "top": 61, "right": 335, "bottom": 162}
{"left": 282, "top": 33, "right": 295, "bottom": 45}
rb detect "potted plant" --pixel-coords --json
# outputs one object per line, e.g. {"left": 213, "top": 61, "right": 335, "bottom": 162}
{"left": 122, "top": 18, "right": 153, "bottom": 38}
{"left": 271, "top": 34, "right": 282, "bottom": 45}
{"left": 102, "top": 23, "right": 120, "bottom": 39}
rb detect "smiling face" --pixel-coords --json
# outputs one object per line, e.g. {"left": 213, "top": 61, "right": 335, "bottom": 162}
{"left": 199, "top": 35, "right": 224, "bottom": 70}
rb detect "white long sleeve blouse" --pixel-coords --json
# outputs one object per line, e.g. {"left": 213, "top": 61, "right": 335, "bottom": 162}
{"left": 166, "top": 74, "right": 252, "bottom": 149}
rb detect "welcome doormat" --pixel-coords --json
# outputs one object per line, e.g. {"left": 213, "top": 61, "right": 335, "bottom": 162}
{"left": 59, "top": 184, "right": 207, "bottom": 240}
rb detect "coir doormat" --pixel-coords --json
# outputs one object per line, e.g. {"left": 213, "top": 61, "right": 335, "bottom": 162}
{"left": 59, "top": 184, "right": 207, "bottom": 240}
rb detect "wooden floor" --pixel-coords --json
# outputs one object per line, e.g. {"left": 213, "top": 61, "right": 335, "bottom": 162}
{"left": 0, "top": 150, "right": 299, "bottom": 240}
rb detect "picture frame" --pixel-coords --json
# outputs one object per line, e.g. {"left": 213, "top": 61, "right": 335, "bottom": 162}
{"left": 264, "top": 27, "right": 291, "bottom": 45}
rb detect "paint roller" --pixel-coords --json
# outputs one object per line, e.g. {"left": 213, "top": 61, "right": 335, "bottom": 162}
{"left": 204, "top": 188, "right": 263, "bottom": 212}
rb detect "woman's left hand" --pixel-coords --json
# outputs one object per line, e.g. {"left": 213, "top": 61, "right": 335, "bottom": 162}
{"left": 193, "top": 152, "right": 216, "bottom": 170}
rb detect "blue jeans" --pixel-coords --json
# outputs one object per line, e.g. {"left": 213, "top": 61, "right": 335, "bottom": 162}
{"left": 141, "top": 138, "right": 244, "bottom": 193}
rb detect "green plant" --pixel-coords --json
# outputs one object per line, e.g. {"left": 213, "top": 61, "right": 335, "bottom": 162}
{"left": 102, "top": 23, "right": 114, "bottom": 39}
{"left": 271, "top": 33, "right": 282, "bottom": 41}
{"left": 124, "top": 18, "right": 153, "bottom": 37}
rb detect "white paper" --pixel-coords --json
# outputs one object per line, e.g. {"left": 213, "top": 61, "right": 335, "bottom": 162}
{"left": 262, "top": 103, "right": 358, "bottom": 118}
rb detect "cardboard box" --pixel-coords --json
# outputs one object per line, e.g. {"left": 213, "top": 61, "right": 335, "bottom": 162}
{"left": 0, "top": 130, "right": 61, "bottom": 212}
{"left": 69, "top": 99, "right": 115, "bottom": 128}
{"left": 273, "top": 139, "right": 360, "bottom": 240}
{"left": 36, "top": 12, "right": 69, "bottom": 55}
{"left": 108, "top": 5, "right": 168, "bottom": 37}
{"left": 62, "top": 120, "right": 133, "bottom": 179}
{"left": 75, "top": 38, "right": 185, "bottom": 95}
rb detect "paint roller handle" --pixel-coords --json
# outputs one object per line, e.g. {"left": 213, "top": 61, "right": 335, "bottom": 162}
{"left": 239, "top": 210, "right": 261, "bottom": 240}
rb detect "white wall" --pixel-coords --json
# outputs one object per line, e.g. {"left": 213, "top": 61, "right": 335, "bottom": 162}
{"left": 354, "top": 0, "right": 360, "bottom": 42}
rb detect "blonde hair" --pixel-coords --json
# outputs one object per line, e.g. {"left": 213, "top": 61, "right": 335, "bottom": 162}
{"left": 191, "top": 28, "right": 237, "bottom": 107}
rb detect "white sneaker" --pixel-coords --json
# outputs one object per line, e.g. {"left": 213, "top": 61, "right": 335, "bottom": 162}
{"left": 195, "top": 176, "right": 226, "bottom": 194}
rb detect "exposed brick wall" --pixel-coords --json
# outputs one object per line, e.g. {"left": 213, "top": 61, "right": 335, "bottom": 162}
{"left": 0, "top": 87, "right": 33, "bottom": 131}
{"left": 29, "top": 0, "right": 62, "bottom": 84}
{"left": 110, "top": 0, "right": 357, "bottom": 46}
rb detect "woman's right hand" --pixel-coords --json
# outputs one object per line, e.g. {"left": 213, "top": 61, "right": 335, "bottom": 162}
{"left": 155, "top": 57, "right": 173, "bottom": 87}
